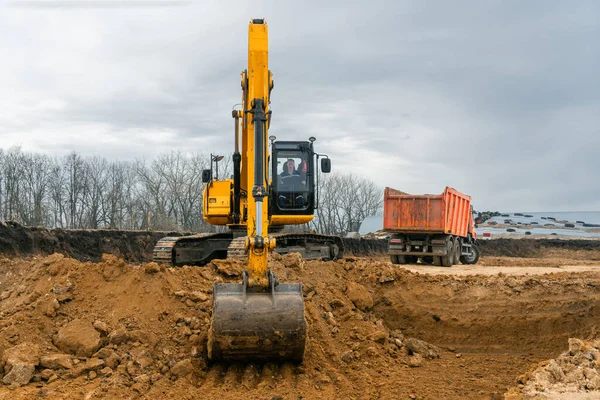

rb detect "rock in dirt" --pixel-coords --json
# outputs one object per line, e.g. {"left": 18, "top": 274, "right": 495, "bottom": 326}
{"left": 104, "top": 353, "right": 121, "bottom": 369}
{"left": 51, "top": 280, "right": 72, "bottom": 295}
{"left": 93, "top": 348, "right": 114, "bottom": 359}
{"left": 346, "top": 282, "right": 374, "bottom": 311}
{"left": 143, "top": 262, "right": 163, "bottom": 274}
{"left": 42, "top": 253, "right": 65, "bottom": 267}
{"left": 368, "top": 327, "right": 388, "bottom": 343}
{"left": 568, "top": 338, "right": 584, "bottom": 354}
{"left": 84, "top": 358, "right": 105, "bottom": 371}
{"left": 108, "top": 326, "right": 130, "bottom": 345}
{"left": 408, "top": 354, "right": 423, "bottom": 368}
{"left": 38, "top": 295, "right": 60, "bottom": 317}
{"left": 404, "top": 338, "right": 441, "bottom": 359}
{"left": 170, "top": 359, "right": 193, "bottom": 378}
{"left": 101, "top": 254, "right": 128, "bottom": 281}
{"left": 3, "top": 364, "right": 36, "bottom": 386}
{"left": 282, "top": 252, "right": 304, "bottom": 270}
{"left": 189, "top": 291, "right": 209, "bottom": 302}
{"left": 379, "top": 267, "right": 396, "bottom": 283}
{"left": 2, "top": 342, "right": 41, "bottom": 385}
{"left": 39, "top": 369, "right": 55, "bottom": 380}
{"left": 54, "top": 319, "right": 101, "bottom": 357}
{"left": 129, "top": 330, "right": 158, "bottom": 347}
{"left": 40, "top": 353, "right": 73, "bottom": 370}
{"left": 214, "top": 260, "right": 242, "bottom": 277}
{"left": 93, "top": 320, "right": 110, "bottom": 334}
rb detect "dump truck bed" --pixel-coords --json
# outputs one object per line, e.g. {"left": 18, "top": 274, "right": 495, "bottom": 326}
{"left": 383, "top": 186, "right": 473, "bottom": 238}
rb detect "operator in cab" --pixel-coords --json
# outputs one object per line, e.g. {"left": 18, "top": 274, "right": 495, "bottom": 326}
{"left": 280, "top": 158, "right": 307, "bottom": 186}
{"left": 280, "top": 159, "right": 299, "bottom": 178}
{"left": 278, "top": 158, "right": 306, "bottom": 207}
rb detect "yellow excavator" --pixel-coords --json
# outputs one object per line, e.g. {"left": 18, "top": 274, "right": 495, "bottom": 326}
{"left": 153, "top": 19, "right": 343, "bottom": 362}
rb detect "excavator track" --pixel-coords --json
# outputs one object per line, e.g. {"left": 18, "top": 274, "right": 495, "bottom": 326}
{"left": 153, "top": 231, "right": 344, "bottom": 266}
{"left": 152, "top": 232, "right": 233, "bottom": 267}
{"left": 227, "top": 237, "right": 247, "bottom": 261}
{"left": 272, "top": 232, "right": 344, "bottom": 260}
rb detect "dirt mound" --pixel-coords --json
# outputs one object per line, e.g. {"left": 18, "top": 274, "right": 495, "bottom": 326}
{"left": 507, "top": 338, "right": 600, "bottom": 399}
{"left": 0, "top": 220, "right": 185, "bottom": 263}
{"left": 0, "top": 221, "right": 387, "bottom": 263}
{"left": 479, "top": 238, "right": 600, "bottom": 258}
{"left": 3, "top": 220, "right": 600, "bottom": 267}
{"left": 0, "top": 252, "right": 598, "bottom": 398}
{"left": 342, "top": 238, "right": 388, "bottom": 256}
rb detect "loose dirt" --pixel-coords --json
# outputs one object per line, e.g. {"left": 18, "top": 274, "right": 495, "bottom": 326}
{"left": 0, "top": 248, "right": 598, "bottom": 399}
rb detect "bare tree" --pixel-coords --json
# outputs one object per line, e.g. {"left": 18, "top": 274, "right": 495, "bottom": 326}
{"left": 64, "top": 152, "right": 88, "bottom": 229}
{"left": 312, "top": 172, "right": 383, "bottom": 235}
{"left": 0, "top": 148, "right": 381, "bottom": 236}
{"left": 82, "top": 156, "right": 108, "bottom": 229}
{"left": 1, "top": 147, "right": 25, "bottom": 221}
{"left": 21, "top": 152, "right": 51, "bottom": 226}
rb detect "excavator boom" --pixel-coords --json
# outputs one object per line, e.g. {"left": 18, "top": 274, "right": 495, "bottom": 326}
{"left": 207, "top": 19, "right": 307, "bottom": 362}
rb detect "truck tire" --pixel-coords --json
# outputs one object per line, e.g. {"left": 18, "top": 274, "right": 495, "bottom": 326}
{"left": 397, "top": 255, "right": 408, "bottom": 264}
{"left": 441, "top": 240, "right": 454, "bottom": 267}
{"left": 453, "top": 239, "right": 461, "bottom": 265}
{"left": 390, "top": 255, "right": 409, "bottom": 264}
{"left": 460, "top": 244, "right": 480, "bottom": 265}
{"left": 433, "top": 257, "right": 442, "bottom": 266}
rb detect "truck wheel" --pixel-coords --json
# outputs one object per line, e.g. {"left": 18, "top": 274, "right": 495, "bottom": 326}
{"left": 460, "top": 244, "right": 480, "bottom": 265}
{"left": 390, "top": 254, "right": 399, "bottom": 264}
{"left": 433, "top": 256, "right": 442, "bottom": 266}
{"left": 441, "top": 240, "right": 454, "bottom": 267}
{"left": 453, "top": 239, "right": 461, "bottom": 265}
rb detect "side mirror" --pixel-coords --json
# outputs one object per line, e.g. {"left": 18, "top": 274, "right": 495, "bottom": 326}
{"left": 321, "top": 158, "right": 331, "bottom": 173}
{"left": 202, "top": 169, "right": 211, "bottom": 183}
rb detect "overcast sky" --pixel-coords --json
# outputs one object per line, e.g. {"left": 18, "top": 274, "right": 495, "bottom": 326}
{"left": 1, "top": 0, "right": 598, "bottom": 212}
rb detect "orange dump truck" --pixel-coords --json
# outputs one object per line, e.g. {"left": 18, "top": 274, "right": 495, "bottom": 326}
{"left": 383, "top": 186, "right": 479, "bottom": 266}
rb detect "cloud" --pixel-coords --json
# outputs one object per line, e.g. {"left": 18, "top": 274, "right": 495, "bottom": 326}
{"left": 0, "top": 0, "right": 598, "bottom": 211}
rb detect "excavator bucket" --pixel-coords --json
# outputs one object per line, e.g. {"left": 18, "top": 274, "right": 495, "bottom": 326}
{"left": 208, "top": 280, "right": 306, "bottom": 362}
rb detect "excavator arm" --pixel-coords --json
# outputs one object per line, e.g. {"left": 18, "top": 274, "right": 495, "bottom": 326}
{"left": 207, "top": 19, "right": 307, "bottom": 362}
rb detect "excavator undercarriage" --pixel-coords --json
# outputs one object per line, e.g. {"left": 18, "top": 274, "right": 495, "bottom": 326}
{"left": 153, "top": 231, "right": 344, "bottom": 266}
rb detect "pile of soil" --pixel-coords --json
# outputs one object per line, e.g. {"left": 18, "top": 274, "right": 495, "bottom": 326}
{"left": 478, "top": 238, "right": 600, "bottom": 258}
{"left": 507, "top": 338, "right": 600, "bottom": 399}
{"left": 0, "top": 252, "right": 599, "bottom": 399}
{"left": 0, "top": 221, "right": 185, "bottom": 263}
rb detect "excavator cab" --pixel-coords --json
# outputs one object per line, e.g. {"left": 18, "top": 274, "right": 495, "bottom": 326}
{"left": 271, "top": 141, "right": 319, "bottom": 213}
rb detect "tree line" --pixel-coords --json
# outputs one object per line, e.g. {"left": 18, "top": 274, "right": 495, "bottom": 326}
{"left": 0, "top": 147, "right": 382, "bottom": 235}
